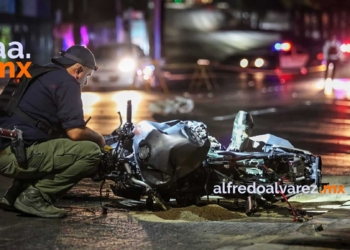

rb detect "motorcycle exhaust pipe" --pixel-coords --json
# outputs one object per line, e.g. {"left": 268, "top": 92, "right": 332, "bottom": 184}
{"left": 131, "top": 177, "right": 152, "bottom": 191}
{"left": 123, "top": 162, "right": 152, "bottom": 191}
{"left": 123, "top": 162, "right": 167, "bottom": 210}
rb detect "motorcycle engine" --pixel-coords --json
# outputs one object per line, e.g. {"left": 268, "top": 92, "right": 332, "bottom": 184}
{"left": 290, "top": 156, "right": 307, "bottom": 177}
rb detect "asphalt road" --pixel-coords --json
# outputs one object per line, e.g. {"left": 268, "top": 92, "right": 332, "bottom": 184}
{"left": 1, "top": 66, "right": 350, "bottom": 249}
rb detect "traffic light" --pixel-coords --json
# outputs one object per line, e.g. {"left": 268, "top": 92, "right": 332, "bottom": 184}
{"left": 174, "top": 0, "right": 183, "bottom": 3}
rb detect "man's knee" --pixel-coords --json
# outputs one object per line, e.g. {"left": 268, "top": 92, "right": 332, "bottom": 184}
{"left": 69, "top": 141, "right": 102, "bottom": 177}
{"left": 50, "top": 139, "right": 102, "bottom": 174}
{"left": 79, "top": 141, "right": 102, "bottom": 164}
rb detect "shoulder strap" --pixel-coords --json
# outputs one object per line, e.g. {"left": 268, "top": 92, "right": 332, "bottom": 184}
{"left": 13, "top": 108, "right": 54, "bottom": 135}
{"left": 0, "top": 64, "right": 60, "bottom": 135}
{"left": 5, "top": 65, "right": 59, "bottom": 115}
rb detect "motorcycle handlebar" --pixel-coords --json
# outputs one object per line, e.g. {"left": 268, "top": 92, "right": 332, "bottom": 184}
{"left": 127, "top": 100, "right": 132, "bottom": 124}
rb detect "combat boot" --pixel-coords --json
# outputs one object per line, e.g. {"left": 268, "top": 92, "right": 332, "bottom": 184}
{"left": 0, "top": 179, "right": 29, "bottom": 211}
{"left": 14, "top": 186, "right": 66, "bottom": 218}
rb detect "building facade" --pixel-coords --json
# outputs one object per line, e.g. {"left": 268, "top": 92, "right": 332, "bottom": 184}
{"left": 51, "top": 0, "right": 151, "bottom": 55}
{"left": 0, "top": 0, "right": 53, "bottom": 65}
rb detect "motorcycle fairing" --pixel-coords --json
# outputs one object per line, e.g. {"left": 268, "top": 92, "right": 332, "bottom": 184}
{"left": 132, "top": 120, "right": 211, "bottom": 188}
{"left": 249, "top": 134, "right": 294, "bottom": 151}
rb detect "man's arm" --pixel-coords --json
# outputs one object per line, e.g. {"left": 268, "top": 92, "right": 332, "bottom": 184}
{"left": 56, "top": 79, "right": 105, "bottom": 147}
{"left": 66, "top": 126, "right": 105, "bottom": 147}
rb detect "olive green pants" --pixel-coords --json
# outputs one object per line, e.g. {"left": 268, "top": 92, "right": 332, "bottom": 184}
{"left": 0, "top": 138, "right": 102, "bottom": 203}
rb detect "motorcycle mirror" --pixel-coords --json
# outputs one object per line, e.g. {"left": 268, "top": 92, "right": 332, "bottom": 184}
{"left": 111, "top": 111, "right": 123, "bottom": 136}
{"left": 118, "top": 111, "right": 123, "bottom": 126}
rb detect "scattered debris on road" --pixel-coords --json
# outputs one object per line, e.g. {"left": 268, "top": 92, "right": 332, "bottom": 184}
{"left": 149, "top": 96, "right": 194, "bottom": 115}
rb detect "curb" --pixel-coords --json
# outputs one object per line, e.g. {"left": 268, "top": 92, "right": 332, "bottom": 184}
{"left": 288, "top": 175, "right": 350, "bottom": 204}
{"left": 321, "top": 175, "right": 350, "bottom": 185}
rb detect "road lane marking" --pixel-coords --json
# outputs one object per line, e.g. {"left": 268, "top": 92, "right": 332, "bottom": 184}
{"left": 213, "top": 107, "right": 277, "bottom": 121}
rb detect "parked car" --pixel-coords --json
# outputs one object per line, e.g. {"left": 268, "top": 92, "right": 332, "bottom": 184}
{"left": 222, "top": 41, "right": 317, "bottom": 72}
{"left": 86, "top": 43, "right": 155, "bottom": 90}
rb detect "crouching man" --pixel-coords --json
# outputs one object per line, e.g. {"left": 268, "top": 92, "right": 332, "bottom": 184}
{"left": 0, "top": 45, "right": 105, "bottom": 218}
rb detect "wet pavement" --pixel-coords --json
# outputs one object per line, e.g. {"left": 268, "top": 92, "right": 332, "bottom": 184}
{"left": 1, "top": 176, "right": 350, "bottom": 250}
{"left": 1, "top": 67, "right": 350, "bottom": 249}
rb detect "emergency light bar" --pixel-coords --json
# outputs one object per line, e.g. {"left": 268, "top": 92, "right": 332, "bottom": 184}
{"left": 274, "top": 42, "right": 291, "bottom": 51}
{"left": 341, "top": 43, "right": 350, "bottom": 53}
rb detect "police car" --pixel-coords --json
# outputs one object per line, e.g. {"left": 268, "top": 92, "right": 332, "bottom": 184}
{"left": 340, "top": 42, "right": 350, "bottom": 61}
{"left": 222, "top": 42, "right": 313, "bottom": 72}
{"left": 86, "top": 43, "right": 155, "bottom": 90}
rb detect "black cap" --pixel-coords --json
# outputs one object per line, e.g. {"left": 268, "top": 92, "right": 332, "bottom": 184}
{"left": 51, "top": 45, "right": 98, "bottom": 71}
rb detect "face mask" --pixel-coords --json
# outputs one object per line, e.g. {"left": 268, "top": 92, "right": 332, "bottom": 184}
{"left": 78, "top": 69, "right": 92, "bottom": 88}
{"left": 77, "top": 77, "right": 86, "bottom": 88}
{"left": 82, "top": 78, "right": 88, "bottom": 87}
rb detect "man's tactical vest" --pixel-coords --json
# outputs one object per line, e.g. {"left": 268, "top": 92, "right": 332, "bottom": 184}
{"left": 0, "top": 64, "right": 60, "bottom": 135}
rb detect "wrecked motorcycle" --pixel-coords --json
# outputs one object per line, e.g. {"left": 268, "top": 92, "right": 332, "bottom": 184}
{"left": 96, "top": 100, "right": 323, "bottom": 215}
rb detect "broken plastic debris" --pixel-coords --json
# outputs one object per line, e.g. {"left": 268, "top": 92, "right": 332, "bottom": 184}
{"left": 149, "top": 96, "right": 194, "bottom": 115}
{"left": 227, "top": 111, "right": 254, "bottom": 152}
{"left": 249, "top": 134, "right": 294, "bottom": 148}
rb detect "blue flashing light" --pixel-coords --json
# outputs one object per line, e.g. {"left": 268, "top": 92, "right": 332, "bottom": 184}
{"left": 274, "top": 43, "right": 282, "bottom": 50}
{"left": 274, "top": 42, "right": 291, "bottom": 51}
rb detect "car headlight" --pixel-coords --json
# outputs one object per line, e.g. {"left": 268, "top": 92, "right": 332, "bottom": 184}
{"left": 254, "top": 58, "right": 264, "bottom": 68}
{"left": 143, "top": 65, "right": 155, "bottom": 76}
{"left": 240, "top": 59, "right": 248, "bottom": 68}
{"left": 118, "top": 58, "right": 136, "bottom": 72}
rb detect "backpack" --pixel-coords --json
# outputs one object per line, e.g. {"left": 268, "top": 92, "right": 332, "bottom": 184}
{"left": 0, "top": 63, "right": 60, "bottom": 135}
